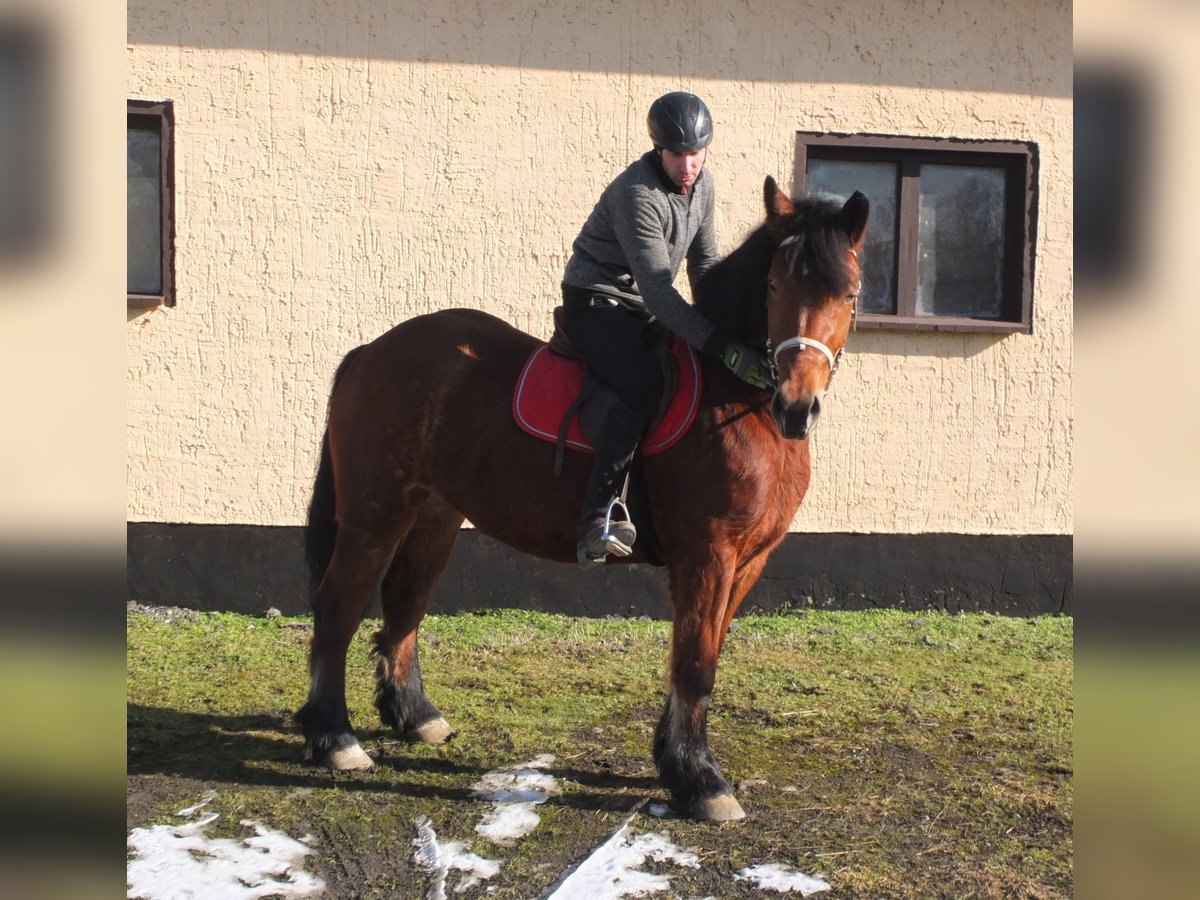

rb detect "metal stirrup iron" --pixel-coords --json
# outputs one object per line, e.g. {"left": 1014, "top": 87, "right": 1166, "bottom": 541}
{"left": 601, "top": 497, "right": 634, "bottom": 557}
{"left": 597, "top": 470, "right": 636, "bottom": 557}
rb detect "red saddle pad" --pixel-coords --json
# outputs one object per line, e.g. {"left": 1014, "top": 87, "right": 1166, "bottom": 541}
{"left": 512, "top": 337, "right": 701, "bottom": 455}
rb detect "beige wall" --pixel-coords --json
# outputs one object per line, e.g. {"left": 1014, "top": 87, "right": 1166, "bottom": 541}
{"left": 126, "top": 0, "right": 1072, "bottom": 535}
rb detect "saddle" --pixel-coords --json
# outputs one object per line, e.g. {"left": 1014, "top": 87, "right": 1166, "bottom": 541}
{"left": 512, "top": 308, "right": 702, "bottom": 474}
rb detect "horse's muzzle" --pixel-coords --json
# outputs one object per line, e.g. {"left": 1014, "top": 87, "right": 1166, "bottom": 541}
{"left": 772, "top": 391, "right": 822, "bottom": 440}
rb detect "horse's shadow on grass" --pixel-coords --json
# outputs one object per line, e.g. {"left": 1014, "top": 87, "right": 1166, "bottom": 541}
{"left": 128, "top": 703, "right": 660, "bottom": 813}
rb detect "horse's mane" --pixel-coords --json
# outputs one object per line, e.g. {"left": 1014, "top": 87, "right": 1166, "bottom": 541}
{"left": 694, "top": 196, "right": 856, "bottom": 345}
{"left": 693, "top": 226, "right": 775, "bottom": 343}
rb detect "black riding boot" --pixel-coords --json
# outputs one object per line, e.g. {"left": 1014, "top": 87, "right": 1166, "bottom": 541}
{"left": 578, "top": 392, "right": 648, "bottom": 567}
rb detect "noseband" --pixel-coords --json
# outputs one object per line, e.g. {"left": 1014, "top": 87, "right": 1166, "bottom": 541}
{"left": 766, "top": 234, "right": 859, "bottom": 390}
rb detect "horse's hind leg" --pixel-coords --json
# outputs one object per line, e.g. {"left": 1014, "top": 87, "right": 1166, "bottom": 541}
{"left": 298, "top": 514, "right": 413, "bottom": 770}
{"left": 373, "top": 492, "right": 464, "bottom": 743}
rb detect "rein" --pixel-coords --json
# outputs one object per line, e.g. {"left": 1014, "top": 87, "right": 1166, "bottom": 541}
{"left": 709, "top": 396, "right": 771, "bottom": 432}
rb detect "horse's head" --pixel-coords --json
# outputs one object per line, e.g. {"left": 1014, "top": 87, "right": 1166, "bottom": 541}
{"left": 762, "top": 177, "right": 868, "bottom": 440}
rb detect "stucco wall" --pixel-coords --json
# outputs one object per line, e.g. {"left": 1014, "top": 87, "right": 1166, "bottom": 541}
{"left": 126, "top": 0, "right": 1072, "bottom": 536}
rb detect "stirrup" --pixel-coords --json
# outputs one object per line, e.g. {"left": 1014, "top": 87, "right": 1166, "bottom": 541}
{"left": 578, "top": 497, "right": 638, "bottom": 567}
{"left": 600, "top": 497, "right": 637, "bottom": 558}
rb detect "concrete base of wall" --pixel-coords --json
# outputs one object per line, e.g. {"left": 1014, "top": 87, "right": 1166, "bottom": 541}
{"left": 127, "top": 523, "right": 1071, "bottom": 619}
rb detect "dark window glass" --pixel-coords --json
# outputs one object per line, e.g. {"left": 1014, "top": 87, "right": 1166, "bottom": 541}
{"left": 808, "top": 159, "right": 899, "bottom": 315}
{"left": 127, "top": 127, "right": 163, "bottom": 295}
{"left": 916, "top": 164, "right": 1006, "bottom": 319}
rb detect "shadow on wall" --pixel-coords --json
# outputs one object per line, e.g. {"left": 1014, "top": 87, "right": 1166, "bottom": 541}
{"left": 126, "top": 523, "right": 1071, "bottom": 619}
{"left": 127, "top": 0, "right": 1070, "bottom": 96}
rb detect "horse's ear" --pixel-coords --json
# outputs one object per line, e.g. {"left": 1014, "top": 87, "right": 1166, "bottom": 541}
{"left": 764, "top": 176, "right": 796, "bottom": 220}
{"left": 841, "top": 191, "right": 870, "bottom": 251}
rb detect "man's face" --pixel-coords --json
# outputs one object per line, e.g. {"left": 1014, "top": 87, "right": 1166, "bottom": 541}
{"left": 660, "top": 147, "right": 707, "bottom": 192}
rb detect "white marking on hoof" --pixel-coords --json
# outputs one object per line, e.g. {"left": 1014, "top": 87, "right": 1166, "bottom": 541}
{"left": 410, "top": 716, "right": 455, "bottom": 744}
{"left": 326, "top": 743, "right": 375, "bottom": 771}
{"left": 692, "top": 794, "right": 746, "bottom": 822}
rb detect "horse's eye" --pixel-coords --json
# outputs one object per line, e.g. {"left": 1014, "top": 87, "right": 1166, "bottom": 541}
{"left": 766, "top": 278, "right": 776, "bottom": 292}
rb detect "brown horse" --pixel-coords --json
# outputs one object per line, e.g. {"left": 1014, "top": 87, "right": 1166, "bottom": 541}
{"left": 298, "top": 177, "right": 868, "bottom": 821}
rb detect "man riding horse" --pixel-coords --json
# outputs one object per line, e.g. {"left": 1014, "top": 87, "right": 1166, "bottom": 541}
{"left": 558, "top": 91, "right": 774, "bottom": 567}
{"left": 298, "top": 95, "right": 869, "bottom": 818}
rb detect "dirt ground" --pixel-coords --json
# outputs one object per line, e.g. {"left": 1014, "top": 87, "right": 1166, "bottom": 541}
{"left": 127, "top": 605, "right": 1073, "bottom": 898}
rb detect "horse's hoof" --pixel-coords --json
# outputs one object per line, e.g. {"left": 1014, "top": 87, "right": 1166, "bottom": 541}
{"left": 692, "top": 793, "right": 746, "bottom": 822}
{"left": 408, "top": 716, "right": 455, "bottom": 744}
{"left": 325, "top": 743, "right": 375, "bottom": 771}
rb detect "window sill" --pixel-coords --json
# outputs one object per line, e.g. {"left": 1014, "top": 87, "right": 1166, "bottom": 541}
{"left": 854, "top": 314, "right": 1030, "bottom": 335}
{"left": 128, "top": 294, "right": 168, "bottom": 310}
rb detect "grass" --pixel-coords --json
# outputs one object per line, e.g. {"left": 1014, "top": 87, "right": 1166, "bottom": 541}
{"left": 127, "top": 607, "right": 1072, "bottom": 898}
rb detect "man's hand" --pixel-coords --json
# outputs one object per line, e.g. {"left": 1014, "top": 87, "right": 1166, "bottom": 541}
{"left": 719, "top": 341, "right": 774, "bottom": 389}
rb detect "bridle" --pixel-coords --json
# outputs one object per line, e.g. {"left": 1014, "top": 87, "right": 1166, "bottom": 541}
{"left": 765, "top": 234, "right": 860, "bottom": 390}
{"left": 711, "top": 228, "right": 861, "bottom": 433}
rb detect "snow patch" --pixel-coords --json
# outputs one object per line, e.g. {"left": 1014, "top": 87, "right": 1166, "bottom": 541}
{"left": 544, "top": 823, "right": 699, "bottom": 898}
{"left": 175, "top": 791, "right": 216, "bottom": 818}
{"left": 471, "top": 753, "right": 559, "bottom": 844}
{"left": 734, "top": 862, "right": 831, "bottom": 895}
{"left": 412, "top": 817, "right": 501, "bottom": 900}
{"left": 127, "top": 809, "right": 323, "bottom": 899}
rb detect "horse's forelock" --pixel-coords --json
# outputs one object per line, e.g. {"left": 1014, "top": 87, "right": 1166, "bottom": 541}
{"left": 695, "top": 197, "right": 856, "bottom": 345}
{"left": 777, "top": 198, "right": 857, "bottom": 299}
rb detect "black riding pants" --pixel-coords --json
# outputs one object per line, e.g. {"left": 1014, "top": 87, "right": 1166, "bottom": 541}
{"left": 558, "top": 287, "right": 666, "bottom": 418}
{"left": 559, "top": 287, "right": 666, "bottom": 532}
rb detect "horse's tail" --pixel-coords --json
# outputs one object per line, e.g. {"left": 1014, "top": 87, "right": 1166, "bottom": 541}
{"left": 305, "top": 346, "right": 364, "bottom": 593}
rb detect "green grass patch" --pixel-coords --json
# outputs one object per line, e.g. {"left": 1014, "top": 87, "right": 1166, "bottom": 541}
{"left": 128, "top": 608, "right": 1071, "bottom": 898}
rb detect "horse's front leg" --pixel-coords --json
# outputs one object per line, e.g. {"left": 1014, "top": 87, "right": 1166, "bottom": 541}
{"left": 655, "top": 549, "right": 747, "bottom": 821}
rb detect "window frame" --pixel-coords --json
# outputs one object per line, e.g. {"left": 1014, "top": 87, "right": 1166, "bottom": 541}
{"left": 794, "top": 132, "right": 1038, "bottom": 334}
{"left": 127, "top": 99, "right": 175, "bottom": 309}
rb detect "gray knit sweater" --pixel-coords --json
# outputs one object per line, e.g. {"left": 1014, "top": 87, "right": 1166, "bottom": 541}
{"left": 562, "top": 151, "right": 719, "bottom": 351}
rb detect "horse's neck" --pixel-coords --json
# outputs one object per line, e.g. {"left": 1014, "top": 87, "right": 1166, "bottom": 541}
{"left": 697, "top": 354, "right": 769, "bottom": 411}
{"left": 699, "top": 358, "right": 784, "bottom": 451}
{"left": 699, "top": 383, "right": 811, "bottom": 530}
{"left": 748, "top": 422, "right": 810, "bottom": 512}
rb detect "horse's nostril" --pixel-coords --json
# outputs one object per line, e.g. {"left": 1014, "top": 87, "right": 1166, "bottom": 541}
{"left": 771, "top": 392, "right": 826, "bottom": 439}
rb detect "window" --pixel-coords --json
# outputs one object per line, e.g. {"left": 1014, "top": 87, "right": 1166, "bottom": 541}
{"left": 794, "top": 133, "right": 1037, "bottom": 333}
{"left": 1073, "top": 65, "right": 1146, "bottom": 294}
{"left": 0, "top": 21, "right": 52, "bottom": 261}
{"left": 128, "top": 99, "right": 174, "bottom": 308}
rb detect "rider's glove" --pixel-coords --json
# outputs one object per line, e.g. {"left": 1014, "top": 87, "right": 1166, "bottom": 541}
{"left": 716, "top": 340, "right": 773, "bottom": 389}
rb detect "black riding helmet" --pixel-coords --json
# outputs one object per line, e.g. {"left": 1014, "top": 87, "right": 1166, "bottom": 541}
{"left": 647, "top": 92, "right": 713, "bottom": 153}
